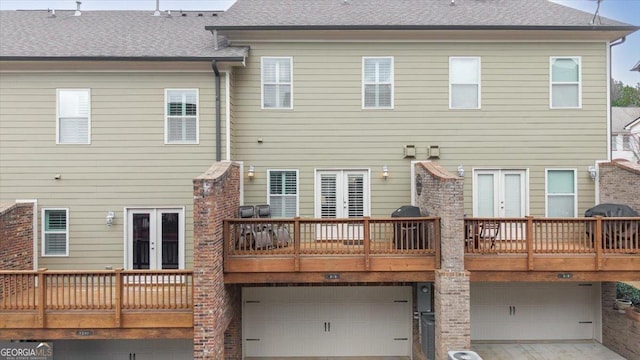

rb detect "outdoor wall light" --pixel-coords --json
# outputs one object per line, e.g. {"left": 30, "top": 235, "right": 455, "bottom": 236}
{"left": 106, "top": 211, "right": 115, "bottom": 226}
{"left": 382, "top": 165, "right": 389, "bottom": 179}
{"left": 588, "top": 165, "right": 597, "bottom": 181}
{"left": 457, "top": 165, "right": 465, "bottom": 178}
{"left": 248, "top": 165, "right": 255, "bottom": 179}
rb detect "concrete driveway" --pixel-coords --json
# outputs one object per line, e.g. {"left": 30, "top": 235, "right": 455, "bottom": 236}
{"left": 472, "top": 341, "right": 624, "bottom": 360}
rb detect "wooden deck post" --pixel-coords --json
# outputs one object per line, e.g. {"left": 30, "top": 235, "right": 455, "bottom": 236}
{"left": 363, "top": 217, "right": 370, "bottom": 270}
{"left": 435, "top": 218, "right": 441, "bottom": 269}
{"left": 115, "top": 268, "right": 123, "bottom": 327}
{"left": 595, "top": 217, "right": 603, "bottom": 271}
{"left": 294, "top": 217, "right": 301, "bottom": 272}
{"left": 37, "top": 268, "right": 46, "bottom": 328}
{"left": 526, "top": 216, "right": 534, "bottom": 271}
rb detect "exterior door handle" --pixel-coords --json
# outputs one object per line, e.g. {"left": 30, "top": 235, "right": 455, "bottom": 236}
{"left": 513, "top": 306, "right": 516, "bottom": 316}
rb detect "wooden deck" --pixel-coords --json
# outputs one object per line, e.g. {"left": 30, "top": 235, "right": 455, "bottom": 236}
{"left": 0, "top": 270, "right": 193, "bottom": 340}
{"left": 224, "top": 216, "right": 640, "bottom": 282}
{"left": 223, "top": 217, "right": 440, "bottom": 283}
{"left": 465, "top": 217, "right": 640, "bottom": 281}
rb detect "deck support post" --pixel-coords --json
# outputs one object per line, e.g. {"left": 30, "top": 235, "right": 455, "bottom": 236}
{"left": 363, "top": 217, "right": 370, "bottom": 270}
{"left": 526, "top": 216, "right": 534, "bottom": 270}
{"left": 37, "top": 268, "right": 46, "bottom": 328}
{"left": 115, "top": 268, "right": 123, "bottom": 327}
{"left": 595, "top": 216, "right": 603, "bottom": 270}
{"left": 294, "top": 217, "right": 301, "bottom": 272}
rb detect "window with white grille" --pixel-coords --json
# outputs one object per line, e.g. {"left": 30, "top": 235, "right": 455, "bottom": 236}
{"left": 363, "top": 57, "right": 393, "bottom": 109}
{"left": 57, "top": 89, "right": 90, "bottom": 144}
{"left": 262, "top": 57, "right": 292, "bottom": 109}
{"left": 165, "top": 89, "right": 198, "bottom": 144}
{"left": 449, "top": 57, "right": 480, "bottom": 109}
{"left": 550, "top": 57, "right": 581, "bottom": 108}
{"left": 268, "top": 170, "right": 299, "bottom": 217}
{"left": 42, "top": 208, "right": 69, "bottom": 256}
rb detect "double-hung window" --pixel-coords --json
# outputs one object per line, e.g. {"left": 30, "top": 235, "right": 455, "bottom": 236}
{"left": 262, "top": 57, "right": 293, "bottom": 109}
{"left": 449, "top": 57, "right": 480, "bottom": 109}
{"left": 550, "top": 57, "right": 581, "bottom": 108}
{"left": 546, "top": 169, "right": 577, "bottom": 217}
{"left": 42, "top": 208, "right": 69, "bottom": 256}
{"left": 363, "top": 57, "right": 393, "bottom": 109}
{"left": 57, "top": 89, "right": 90, "bottom": 144}
{"left": 268, "top": 170, "right": 299, "bottom": 217}
{"left": 165, "top": 89, "right": 198, "bottom": 144}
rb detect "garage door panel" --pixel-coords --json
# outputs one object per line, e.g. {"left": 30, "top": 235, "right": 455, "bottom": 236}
{"left": 243, "top": 286, "right": 412, "bottom": 358}
{"left": 471, "top": 283, "right": 597, "bottom": 341}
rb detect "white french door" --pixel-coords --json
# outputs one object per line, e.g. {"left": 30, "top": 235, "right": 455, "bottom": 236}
{"left": 126, "top": 208, "right": 184, "bottom": 270}
{"left": 315, "top": 170, "right": 370, "bottom": 218}
{"left": 315, "top": 170, "right": 370, "bottom": 240}
{"left": 474, "top": 170, "right": 527, "bottom": 218}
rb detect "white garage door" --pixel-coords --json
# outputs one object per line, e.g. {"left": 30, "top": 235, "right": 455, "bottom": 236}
{"left": 243, "top": 286, "right": 412, "bottom": 358}
{"left": 471, "top": 282, "right": 599, "bottom": 341}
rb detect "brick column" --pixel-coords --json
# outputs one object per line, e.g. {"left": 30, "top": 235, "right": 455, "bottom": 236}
{"left": 414, "top": 162, "right": 470, "bottom": 360}
{"left": 0, "top": 202, "right": 34, "bottom": 270}
{"left": 193, "top": 162, "right": 242, "bottom": 360}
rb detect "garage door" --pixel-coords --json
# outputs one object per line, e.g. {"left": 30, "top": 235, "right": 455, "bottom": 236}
{"left": 471, "top": 282, "right": 599, "bottom": 341}
{"left": 243, "top": 286, "right": 412, "bottom": 358}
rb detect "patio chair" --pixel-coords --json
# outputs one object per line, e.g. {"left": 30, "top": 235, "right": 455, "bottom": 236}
{"left": 256, "top": 204, "right": 290, "bottom": 247}
{"left": 237, "top": 205, "right": 255, "bottom": 249}
{"left": 477, "top": 221, "right": 500, "bottom": 250}
{"left": 253, "top": 204, "right": 274, "bottom": 249}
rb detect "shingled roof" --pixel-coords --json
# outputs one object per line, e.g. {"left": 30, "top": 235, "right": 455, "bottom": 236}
{"left": 212, "top": 0, "right": 634, "bottom": 28}
{"left": 0, "top": 10, "right": 248, "bottom": 59}
{"left": 1, "top": 0, "right": 637, "bottom": 60}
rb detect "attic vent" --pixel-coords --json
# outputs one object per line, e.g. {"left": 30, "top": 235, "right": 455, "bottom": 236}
{"left": 181, "top": 13, "right": 187, "bottom": 17}
{"left": 74, "top": 0, "right": 82, "bottom": 16}
{"left": 212, "top": 13, "right": 217, "bottom": 16}
{"left": 198, "top": 13, "right": 203, "bottom": 17}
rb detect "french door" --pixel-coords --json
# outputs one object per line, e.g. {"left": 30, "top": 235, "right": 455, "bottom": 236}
{"left": 474, "top": 170, "right": 527, "bottom": 218}
{"left": 315, "top": 170, "right": 370, "bottom": 240}
{"left": 126, "top": 208, "right": 184, "bottom": 270}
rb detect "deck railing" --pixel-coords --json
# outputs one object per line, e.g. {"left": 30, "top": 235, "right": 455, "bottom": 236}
{"left": 224, "top": 217, "right": 440, "bottom": 272}
{"left": 0, "top": 269, "right": 193, "bottom": 329}
{"left": 465, "top": 217, "right": 640, "bottom": 255}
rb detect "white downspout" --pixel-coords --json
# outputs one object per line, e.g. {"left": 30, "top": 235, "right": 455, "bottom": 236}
{"left": 225, "top": 71, "right": 231, "bottom": 161}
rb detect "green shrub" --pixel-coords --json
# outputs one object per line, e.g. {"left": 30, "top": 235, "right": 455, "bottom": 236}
{"left": 617, "top": 282, "right": 640, "bottom": 305}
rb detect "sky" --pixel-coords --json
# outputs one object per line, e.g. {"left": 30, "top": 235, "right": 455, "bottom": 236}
{"left": 1, "top": 0, "right": 639, "bottom": 85}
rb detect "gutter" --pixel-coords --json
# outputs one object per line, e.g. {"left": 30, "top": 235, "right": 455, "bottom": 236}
{"left": 0, "top": 56, "right": 247, "bottom": 62}
{"left": 206, "top": 24, "right": 640, "bottom": 32}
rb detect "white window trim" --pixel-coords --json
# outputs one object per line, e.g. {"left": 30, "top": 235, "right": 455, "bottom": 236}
{"left": 261, "top": 56, "right": 294, "bottom": 110}
{"left": 41, "top": 208, "right": 69, "bottom": 257}
{"left": 362, "top": 56, "right": 394, "bottom": 110}
{"left": 267, "top": 169, "right": 300, "bottom": 217}
{"left": 56, "top": 88, "right": 91, "bottom": 145}
{"left": 449, "top": 57, "right": 481, "bottom": 110}
{"left": 164, "top": 88, "right": 200, "bottom": 144}
{"left": 549, "top": 56, "right": 582, "bottom": 109}
{"left": 544, "top": 168, "right": 578, "bottom": 217}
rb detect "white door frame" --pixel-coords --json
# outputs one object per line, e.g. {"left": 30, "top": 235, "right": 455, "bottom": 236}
{"left": 123, "top": 207, "right": 185, "bottom": 270}
{"left": 314, "top": 169, "right": 371, "bottom": 218}
{"left": 472, "top": 169, "right": 529, "bottom": 217}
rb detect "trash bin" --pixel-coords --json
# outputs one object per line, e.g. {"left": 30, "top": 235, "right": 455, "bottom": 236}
{"left": 392, "top": 205, "right": 428, "bottom": 249}
{"left": 421, "top": 312, "right": 435, "bottom": 360}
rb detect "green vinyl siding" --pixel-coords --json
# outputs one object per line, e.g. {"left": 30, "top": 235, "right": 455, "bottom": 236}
{"left": 0, "top": 71, "right": 228, "bottom": 270}
{"left": 231, "top": 41, "right": 607, "bottom": 217}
